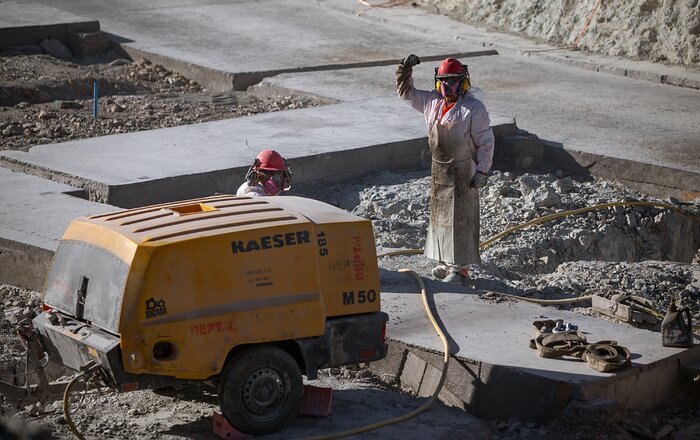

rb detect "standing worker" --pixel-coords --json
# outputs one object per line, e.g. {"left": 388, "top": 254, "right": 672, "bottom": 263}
{"left": 237, "top": 149, "right": 293, "bottom": 197}
{"left": 396, "top": 55, "right": 494, "bottom": 283}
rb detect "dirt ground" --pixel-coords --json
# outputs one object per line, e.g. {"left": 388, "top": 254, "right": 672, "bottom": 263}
{"left": 2, "top": 36, "right": 700, "bottom": 440}
{"left": 0, "top": 49, "right": 325, "bottom": 152}
{"left": 2, "top": 168, "right": 700, "bottom": 439}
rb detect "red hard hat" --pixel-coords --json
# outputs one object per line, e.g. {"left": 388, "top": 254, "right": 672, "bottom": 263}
{"left": 436, "top": 58, "right": 465, "bottom": 78}
{"left": 255, "top": 150, "right": 287, "bottom": 171}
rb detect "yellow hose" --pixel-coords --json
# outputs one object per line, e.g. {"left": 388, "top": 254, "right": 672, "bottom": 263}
{"left": 63, "top": 372, "right": 87, "bottom": 440}
{"left": 378, "top": 200, "right": 700, "bottom": 307}
{"left": 298, "top": 269, "right": 450, "bottom": 440}
{"left": 478, "top": 201, "right": 700, "bottom": 251}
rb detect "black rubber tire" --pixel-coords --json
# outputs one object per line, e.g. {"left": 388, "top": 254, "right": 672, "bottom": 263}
{"left": 217, "top": 346, "right": 303, "bottom": 435}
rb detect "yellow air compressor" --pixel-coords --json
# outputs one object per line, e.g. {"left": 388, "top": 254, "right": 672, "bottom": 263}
{"left": 32, "top": 195, "right": 388, "bottom": 435}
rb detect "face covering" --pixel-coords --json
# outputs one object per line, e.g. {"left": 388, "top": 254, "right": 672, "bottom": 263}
{"left": 262, "top": 173, "right": 286, "bottom": 196}
{"left": 439, "top": 78, "right": 461, "bottom": 99}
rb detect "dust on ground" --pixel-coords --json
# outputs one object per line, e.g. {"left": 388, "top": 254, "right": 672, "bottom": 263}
{"left": 3, "top": 167, "right": 699, "bottom": 439}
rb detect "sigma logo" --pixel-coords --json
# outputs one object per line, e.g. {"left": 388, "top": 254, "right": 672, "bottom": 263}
{"left": 231, "top": 231, "right": 310, "bottom": 254}
{"left": 352, "top": 235, "right": 365, "bottom": 280}
{"left": 145, "top": 297, "right": 167, "bottom": 319}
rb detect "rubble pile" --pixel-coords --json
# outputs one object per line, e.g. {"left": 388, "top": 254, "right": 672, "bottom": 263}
{"left": 421, "top": 0, "right": 700, "bottom": 66}
{"left": 0, "top": 53, "right": 325, "bottom": 151}
{"left": 308, "top": 168, "right": 700, "bottom": 317}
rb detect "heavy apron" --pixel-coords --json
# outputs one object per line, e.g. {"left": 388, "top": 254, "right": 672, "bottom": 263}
{"left": 424, "top": 121, "right": 481, "bottom": 266}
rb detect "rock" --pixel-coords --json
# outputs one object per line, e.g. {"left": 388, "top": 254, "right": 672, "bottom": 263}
{"left": 52, "top": 100, "right": 83, "bottom": 110}
{"left": 518, "top": 175, "right": 540, "bottom": 195}
{"left": 67, "top": 32, "right": 111, "bottom": 57}
{"left": 554, "top": 177, "right": 574, "bottom": 193}
{"left": 626, "top": 422, "right": 654, "bottom": 439}
{"left": 26, "top": 402, "right": 43, "bottom": 416}
{"left": 490, "top": 420, "right": 507, "bottom": 431}
{"left": 498, "top": 185, "right": 522, "bottom": 198}
{"left": 109, "top": 58, "right": 130, "bottom": 67}
{"left": 655, "top": 424, "right": 674, "bottom": 439}
{"left": 37, "top": 110, "right": 57, "bottom": 120}
{"left": 2, "top": 125, "right": 22, "bottom": 136}
{"left": 109, "top": 103, "right": 126, "bottom": 113}
{"left": 529, "top": 186, "right": 562, "bottom": 208}
{"left": 39, "top": 38, "right": 72, "bottom": 60}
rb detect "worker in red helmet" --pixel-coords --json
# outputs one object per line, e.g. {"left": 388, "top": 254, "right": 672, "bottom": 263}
{"left": 237, "top": 150, "right": 293, "bottom": 197}
{"left": 396, "top": 55, "right": 495, "bottom": 283}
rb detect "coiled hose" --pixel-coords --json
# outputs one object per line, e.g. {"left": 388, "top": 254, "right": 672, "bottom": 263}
{"left": 63, "top": 372, "right": 87, "bottom": 440}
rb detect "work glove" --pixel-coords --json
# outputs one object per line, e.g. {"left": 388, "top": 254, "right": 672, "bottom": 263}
{"left": 396, "top": 55, "right": 419, "bottom": 94}
{"left": 470, "top": 171, "right": 489, "bottom": 189}
{"left": 401, "top": 54, "right": 420, "bottom": 68}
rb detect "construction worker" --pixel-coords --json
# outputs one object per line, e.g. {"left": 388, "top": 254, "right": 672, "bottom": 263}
{"left": 396, "top": 55, "right": 494, "bottom": 283}
{"left": 237, "top": 149, "right": 293, "bottom": 197}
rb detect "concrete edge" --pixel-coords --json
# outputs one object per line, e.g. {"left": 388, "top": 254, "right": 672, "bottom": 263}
{"left": 0, "top": 21, "right": 101, "bottom": 48}
{"left": 112, "top": 43, "right": 238, "bottom": 94}
{"left": 3, "top": 120, "right": 697, "bottom": 208}
{"left": 574, "top": 349, "right": 700, "bottom": 411}
{"left": 112, "top": 41, "right": 497, "bottom": 92}
{"left": 538, "top": 53, "right": 700, "bottom": 91}
{"left": 494, "top": 133, "right": 700, "bottom": 201}
{"left": 369, "top": 338, "right": 571, "bottom": 423}
{"left": 370, "top": 336, "right": 700, "bottom": 423}
{"left": 0, "top": 237, "right": 54, "bottom": 292}
{"left": 0, "top": 156, "right": 109, "bottom": 203}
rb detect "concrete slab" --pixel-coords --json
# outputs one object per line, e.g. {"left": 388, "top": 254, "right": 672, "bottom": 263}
{"left": 0, "top": 98, "right": 514, "bottom": 207}
{"left": 0, "top": 1, "right": 99, "bottom": 48}
{"left": 7, "top": 0, "right": 492, "bottom": 90}
{"left": 373, "top": 279, "right": 700, "bottom": 422}
{"left": 257, "top": 56, "right": 700, "bottom": 176}
{"left": 0, "top": 167, "right": 116, "bottom": 289}
{"left": 1, "top": 0, "right": 698, "bottom": 425}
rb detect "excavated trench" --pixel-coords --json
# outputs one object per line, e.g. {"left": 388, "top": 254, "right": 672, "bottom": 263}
{"left": 299, "top": 165, "right": 700, "bottom": 318}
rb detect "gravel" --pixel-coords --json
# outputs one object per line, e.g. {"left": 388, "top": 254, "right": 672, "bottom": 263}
{"left": 0, "top": 51, "right": 327, "bottom": 152}
{"left": 421, "top": 0, "right": 700, "bottom": 66}
{"left": 1, "top": 40, "right": 699, "bottom": 440}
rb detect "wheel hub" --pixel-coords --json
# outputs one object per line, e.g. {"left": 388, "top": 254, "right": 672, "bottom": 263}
{"left": 243, "top": 368, "right": 285, "bottom": 416}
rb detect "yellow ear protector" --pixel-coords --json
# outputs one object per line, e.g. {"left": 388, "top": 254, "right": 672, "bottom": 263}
{"left": 434, "top": 65, "right": 471, "bottom": 94}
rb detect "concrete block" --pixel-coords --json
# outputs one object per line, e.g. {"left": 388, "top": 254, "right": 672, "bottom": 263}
{"left": 368, "top": 338, "right": 407, "bottom": 385}
{"left": 575, "top": 356, "right": 684, "bottom": 411}
{"left": 400, "top": 352, "right": 426, "bottom": 393}
{"left": 39, "top": 38, "right": 72, "bottom": 60}
{"left": 0, "top": 238, "right": 53, "bottom": 292}
{"left": 477, "top": 362, "right": 571, "bottom": 423}
{"left": 443, "top": 357, "right": 480, "bottom": 412}
{"left": 417, "top": 362, "right": 442, "bottom": 398}
{"left": 67, "top": 32, "right": 111, "bottom": 57}
{"left": 437, "top": 386, "right": 465, "bottom": 410}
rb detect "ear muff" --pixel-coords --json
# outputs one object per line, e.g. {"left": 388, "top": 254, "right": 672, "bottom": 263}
{"left": 434, "top": 67, "right": 440, "bottom": 92}
{"left": 461, "top": 77, "right": 471, "bottom": 93}
{"left": 461, "top": 65, "right": 471, "bottom": 93}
